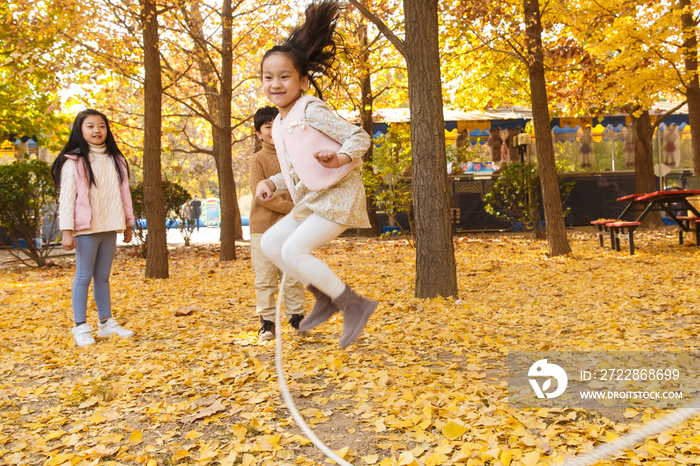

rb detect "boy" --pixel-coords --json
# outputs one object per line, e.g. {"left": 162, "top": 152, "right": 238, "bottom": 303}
{"left": 249, "top": 106, "right": 306, "bottom": 341}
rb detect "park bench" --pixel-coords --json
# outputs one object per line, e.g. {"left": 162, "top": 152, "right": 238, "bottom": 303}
{"left": 605, "top": 221, "right": 642, "bottom": 255}
{"left": 595, "top": 190, "right": 700, "bottom": 254}
{"left": 590, "top": 220, "right": 615, "bottom": 248}
{"left": 675, "top": 216, "right": 700, "bottom": 246}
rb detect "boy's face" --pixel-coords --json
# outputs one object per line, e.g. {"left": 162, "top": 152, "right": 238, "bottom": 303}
{"left": 256, "top": 121, "right": 275, "bottom": 147}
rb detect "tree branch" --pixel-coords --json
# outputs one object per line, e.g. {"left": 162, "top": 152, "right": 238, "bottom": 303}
{"left": 347, "top": 0, "right": 406, "bottom": 57}
{"left": 653, "top": 100, "right": 687, "bottom": 130}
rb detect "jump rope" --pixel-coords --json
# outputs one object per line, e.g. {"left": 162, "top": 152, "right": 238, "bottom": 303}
{"left": 273, "top": 272, "right": 700, "bottom": 466}
{"left": 274, "top": 273, "right": 354, "bottom": 466}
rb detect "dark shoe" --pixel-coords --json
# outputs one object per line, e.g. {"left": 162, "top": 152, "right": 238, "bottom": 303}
{"left": 288, "top": 314, "right": 304, "bottom": 331}
{"left": 332, "top": 285, "right": 378, "bottom": 349}
{"left": 298, "top": 285, "right": 340, "bottom": 332}
{"left": 258, "top": 316, "right": 275, "bottom": 341}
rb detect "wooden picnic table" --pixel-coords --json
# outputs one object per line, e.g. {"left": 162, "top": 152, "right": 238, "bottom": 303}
{"left": 591, "top": 190, "right": 700, "bottom": 254}
{"left": 623, "top": 190, "right": 700, "bottom": 226}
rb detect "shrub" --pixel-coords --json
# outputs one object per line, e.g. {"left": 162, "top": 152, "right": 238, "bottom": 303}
{"left": 0, "top": 159, "right": 59, "bottom": 266}
{"left": 483, "top": 162, "right": 573, "bottom": 239}
{"left": 363, "top": 125, "right": 414, "bottom": 244}
{"left": 130, "top": 180, "right": 192, "bottom": 254}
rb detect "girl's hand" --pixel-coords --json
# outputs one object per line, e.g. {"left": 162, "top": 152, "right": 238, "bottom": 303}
{"left": 124, "top": 227, "right": 133, "bottom": 243}
{"left": 313, "top": 150, "right": 351, "bottom": 169}
{"left": 62, "top": 231, "right": 76, "bottom": 251}
{"left": 256, "top": 179, "right": 276, "bottom": 203}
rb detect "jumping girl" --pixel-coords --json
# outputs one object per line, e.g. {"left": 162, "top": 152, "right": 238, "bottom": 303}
{"left": 255, "top": 0, "right": 377, "bottom": 349}
{"left": 51, "top": 109, "right": 135, "bottom": 347}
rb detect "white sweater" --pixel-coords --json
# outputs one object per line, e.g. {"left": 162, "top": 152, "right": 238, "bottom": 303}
{"left": 59, "top": 143, "right": 127, "bottom": 236}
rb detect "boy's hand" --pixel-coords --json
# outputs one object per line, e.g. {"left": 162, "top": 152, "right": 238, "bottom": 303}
{"left": 313, "top": 150, "right": 351, "bottom": 169}
{"left": 62, "top": 231, "right": 76, "bottom": 251}
{"left": 256, "top": 179, "right": 276, "bottom": 203}
{"left": 124, "top": 227, "right": 132, "bottom": 243}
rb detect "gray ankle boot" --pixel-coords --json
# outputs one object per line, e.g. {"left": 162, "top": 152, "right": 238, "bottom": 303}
{"left": 332, "top": 285, "right": 378, "bottom": 349}
{"left": 298, "top": 285, "right": 340, "bottom": 332}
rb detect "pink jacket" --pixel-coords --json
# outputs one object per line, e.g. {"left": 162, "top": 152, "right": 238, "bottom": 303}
{"left": 271, "top": 95, "right": 363, "bottom": 198}
{"left": 64, "top": 154, "right": 135, "bottom": 231}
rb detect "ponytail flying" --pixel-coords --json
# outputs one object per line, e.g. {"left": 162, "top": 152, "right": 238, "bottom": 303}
{"left": 261, "top": 0, "right": 341, "bottom": 99}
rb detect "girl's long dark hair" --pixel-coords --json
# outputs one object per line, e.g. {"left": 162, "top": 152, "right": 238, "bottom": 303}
{"left": 51, "top": 109, "right": 129, "bottom": 188}
{"left": 261, "top": 0, "right": 340, "bottom": 98}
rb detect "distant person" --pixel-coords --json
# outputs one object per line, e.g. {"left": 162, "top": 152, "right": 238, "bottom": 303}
{"left": 180, "top": 200, "right": 192, "bottom": 231}
{"left": 250, "top": 106, "right": 306, "bottom": 341}
{"left": 663, "top": 123, "right": 680, "bottom": 167}
{"left": 190, "top": 195, "right": 202, "bottom": 231}
{"left": 255, "top": 0, "right": 377, "bottom": 349}
{"left": 488, "top": 127, "right": 503, "bottom": 174}
{"left": 50, "top": 109, "right": 135, "bottom": 347}
{"left": 579, "top": 126, "right": 593, "bottom": 168}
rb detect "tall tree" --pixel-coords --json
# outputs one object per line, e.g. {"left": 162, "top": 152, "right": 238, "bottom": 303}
{"left": 141, "top": 0, "right": 168, "bottom": 278}
{"left": 216, "top": 0, "right": 238, "bottom": 260}
{"left": 523, "top": 0, "right": 571, "bottom": 255}
{"left": 554, "top": 0, "right": 693, "bottom": 222}
{"left": 334, "top": 1, "right": 407, "bottom": 236}
{"left": 0, "top": 0, "right": 78, "bottom": 148}
{"left": 624, "top": 102, "right": 688, "bottom": 209}
{"left": 350, "top": 0, "right": 458, "bottom": 298}
{"left": 163, "top": 1, "right": 291, "bottom": 259}
{"left": 173, "top": 0, "right": 242, "bottom": 259}
{"left": 445, "top": 0, "right": 573, "bottom": 255}
{"left": 679, "top": 0, "right": 700, "bottom": 175}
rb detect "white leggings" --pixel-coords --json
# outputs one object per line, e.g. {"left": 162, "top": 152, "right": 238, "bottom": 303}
{"left": 260, "top": 213, "right": 347, "bottom": 300}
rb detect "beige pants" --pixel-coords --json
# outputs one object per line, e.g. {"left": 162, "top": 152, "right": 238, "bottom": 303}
{"left": 251, "top": 233, "right": 306, "bottom": 320}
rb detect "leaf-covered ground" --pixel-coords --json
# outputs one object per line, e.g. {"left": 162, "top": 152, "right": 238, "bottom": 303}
{"left": 2, "top": 228, "right": 700, "bottom": 466}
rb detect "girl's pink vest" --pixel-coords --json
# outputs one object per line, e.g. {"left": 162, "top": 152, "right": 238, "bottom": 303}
{"left": 64, "top": 154, "right": 135, "bottom": 231}
{"left": 271, "top": 95, "right": 363, "bottom": 198}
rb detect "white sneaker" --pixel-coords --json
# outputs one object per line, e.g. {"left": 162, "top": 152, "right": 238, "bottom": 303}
{"left": 72, "top": 324, "right": 95, "bottom": 347}
{"left": 97, "top": 318, "right": 134, "bottom": 338}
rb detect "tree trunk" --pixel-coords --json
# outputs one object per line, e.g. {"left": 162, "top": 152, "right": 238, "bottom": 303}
{"left": 626, "top": 107, "right": 663, "bottom": 227}
{"left": 357, "top": 17, "right": 380, "bottom": 237}
{"left": 680, "top": 0, "right": 700, "bottom": 176}
{"left": 141, "top": 0, "right": 168, "bottom": 278}
{"left": 404, "top": 0, "right": 458, "bottom": 298}
{"left": 186, "top": 0, "right": 241, "bottom": 259}
{"left": 216, "top": 0, "right": 238, "bottom": 261}
{"left": 523, "top": 0, "right": 571, "bottom": 256}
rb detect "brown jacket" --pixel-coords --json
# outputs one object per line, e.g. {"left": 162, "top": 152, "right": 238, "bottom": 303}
{"left": 249, "top": 142, "right": 294, "bottom": 234}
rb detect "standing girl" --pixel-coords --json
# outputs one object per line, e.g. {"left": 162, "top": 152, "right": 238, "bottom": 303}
{"left": 51, "top": 109, "right": 135, "bottom": 347}
{"left": 256, "top": 0, "right": 377, "bottom": 349}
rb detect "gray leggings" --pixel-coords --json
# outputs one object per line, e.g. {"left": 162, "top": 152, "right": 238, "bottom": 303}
{"left": 72, "top": 231, "right": 117, "bottom": 324}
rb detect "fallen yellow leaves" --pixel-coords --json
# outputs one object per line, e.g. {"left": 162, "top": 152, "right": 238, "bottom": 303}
{"left": 1, "top": 231, "right": 700, "bottom": 465}
{"left": 442, "top": 420, "right": 468, "bottom": 440}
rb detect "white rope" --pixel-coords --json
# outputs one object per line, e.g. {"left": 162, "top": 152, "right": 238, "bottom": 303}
{"left": 561, "top": 399, "right": 700, "bottom": 466}
{"left": 273, "top": 277, "right": 699, "bottom": 466}
{"left": 274, "top": 273, "right": 353, "bottom": 466}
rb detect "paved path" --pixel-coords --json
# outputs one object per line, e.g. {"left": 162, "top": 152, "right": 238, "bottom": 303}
{"left": 117, "top": 226, "right": 250, "bottom": 247}
{"left": 0, "top": 226, "right": 250, "bottom": 265}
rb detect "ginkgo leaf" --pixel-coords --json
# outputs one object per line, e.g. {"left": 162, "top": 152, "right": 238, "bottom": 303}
{"left": 362, "top": 454, "right": 379, "bottom": 464}
{"left": 171, "top": 450, "right": 190, "bottom": 462}
{"left": 426, "top": 453, "right": 449, "bottom": 466}
{"left": 398, "top": 452, "right": 419, "bottom": 466}
{"left": 128, "top": 430, "right": 143, "bottom": 446}
{"left": 501, "top": 451, "right": 512, "bottom": 466}
{"left": 442, "top": 421, "right": 468, "bottom": 440}
{"left": 521, "top": 451, "right": 540, "bottom": 466}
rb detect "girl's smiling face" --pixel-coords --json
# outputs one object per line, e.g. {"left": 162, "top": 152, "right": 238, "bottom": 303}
{"left": 261, "top": 52, "right": 308, "bottom": 118}
{"left": 81, "top": 115, "right": 108, "bottom": 145}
